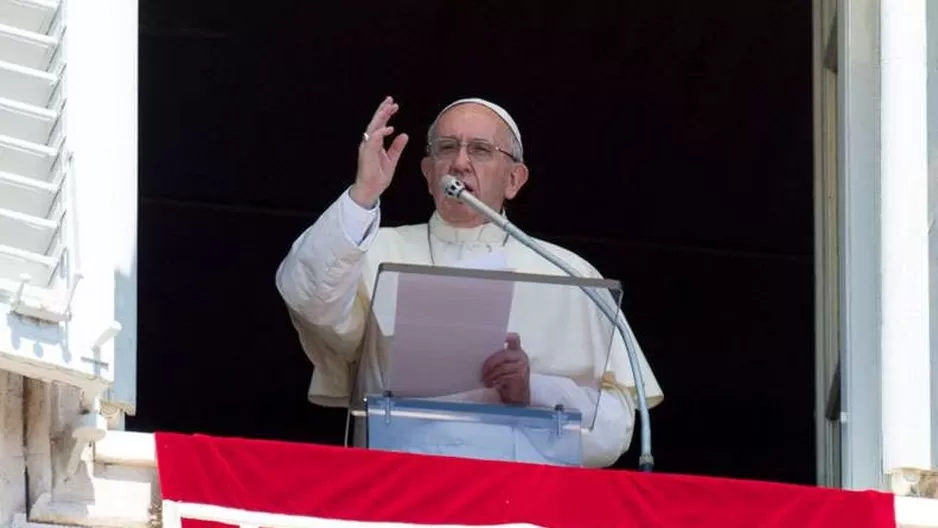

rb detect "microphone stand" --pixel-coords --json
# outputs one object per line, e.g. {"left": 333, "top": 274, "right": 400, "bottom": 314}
{"left": 442, "top": 176, "right": 655, "bottom": 472}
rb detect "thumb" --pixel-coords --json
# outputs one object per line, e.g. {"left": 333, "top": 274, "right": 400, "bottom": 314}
{"left": 505, "top": 332, "right": 521, "bottom": 350}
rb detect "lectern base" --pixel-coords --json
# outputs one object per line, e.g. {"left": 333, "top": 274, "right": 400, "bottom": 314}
{"left": 355, "top": 394, "right": 584, "bottom": 467}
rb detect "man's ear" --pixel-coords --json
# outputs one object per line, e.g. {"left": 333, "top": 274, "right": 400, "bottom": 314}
{"left": 420, "top": 156, "right": 434, "bottom": 195}
{"left": 504, "top": 163, "right": 529, "bottom": 200}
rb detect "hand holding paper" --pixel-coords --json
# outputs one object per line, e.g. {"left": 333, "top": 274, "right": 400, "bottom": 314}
{"left": 481, "top": 332, "right": 531, "bottom": 405}
{"left": 387, "top": 270, "right": 515, "bottom": 397}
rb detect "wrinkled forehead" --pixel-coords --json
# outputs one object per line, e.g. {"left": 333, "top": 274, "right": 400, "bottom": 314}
{"left": 434, "top": 104, "right": 513, "bottom": 144}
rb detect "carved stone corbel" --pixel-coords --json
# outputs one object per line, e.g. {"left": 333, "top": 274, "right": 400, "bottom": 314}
{"left": 57, "top": 319, "right": 123, "bottom": 476}
{"left": 60, "top": 394, "right": 107, "bottom": 476}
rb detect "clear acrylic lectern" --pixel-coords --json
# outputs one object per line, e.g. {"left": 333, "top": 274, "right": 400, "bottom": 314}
{"left": 345, "top": 262, "right": 623, "bottom": 467}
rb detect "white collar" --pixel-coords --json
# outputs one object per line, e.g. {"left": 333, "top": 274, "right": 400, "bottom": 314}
{"left": 428, "top": 211, "right": 508, "bottom": 246}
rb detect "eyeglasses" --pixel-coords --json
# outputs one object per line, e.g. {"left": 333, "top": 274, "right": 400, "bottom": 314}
{"left": 427, "top": 138, "right": 519, "bottom": 163}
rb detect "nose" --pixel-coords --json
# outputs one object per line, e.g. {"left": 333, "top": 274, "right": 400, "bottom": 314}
{"left": 450, "top": 145, "right": 473, "bottom": 173}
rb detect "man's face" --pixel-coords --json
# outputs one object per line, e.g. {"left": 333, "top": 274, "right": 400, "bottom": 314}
{"left": 421, "top": 104, "right": 528, "bottom": 227}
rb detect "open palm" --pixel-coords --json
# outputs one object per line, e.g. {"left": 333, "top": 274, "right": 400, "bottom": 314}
{"left": 350, "top": 96, "right": 410, "bottom": 207}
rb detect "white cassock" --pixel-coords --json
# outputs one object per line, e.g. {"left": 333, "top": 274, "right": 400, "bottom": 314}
{"left": 275, "top": 188, "right": 664, "bottom": 468}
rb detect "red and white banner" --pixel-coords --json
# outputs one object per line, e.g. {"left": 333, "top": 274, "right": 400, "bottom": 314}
{"left": 155, "top": 432, "right": 896, "bottom": 528}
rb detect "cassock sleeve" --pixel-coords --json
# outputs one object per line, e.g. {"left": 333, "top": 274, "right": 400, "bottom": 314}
{"left": 529, "top": 374, "right": 636, "bottom": 468}
{"left": 275, "top": 187, "right": 380, "bottom": 406}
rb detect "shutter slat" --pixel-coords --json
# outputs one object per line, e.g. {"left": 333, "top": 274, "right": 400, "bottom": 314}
{"left": 0, "top": 21, "right": 57, "bottom": 70}
{"left": 0, "top": 243, "right": 57, "bottom": 287}
{"left": 0, "top": 170, "right": 57, "bottom": 217}
{"left": 0, "top": 207, "right": 58, "bottom": 254}
{"left": 0, "top": 96, "right": 57, "bottom": 143}
{"left": 0, "top": 0, "right": 59, "bottom": 35}
{"left": 0, "top": 134, "right": 57, "bottom": 179}
{"left": 0, "top": 59, "right": 57, "bottom": 107}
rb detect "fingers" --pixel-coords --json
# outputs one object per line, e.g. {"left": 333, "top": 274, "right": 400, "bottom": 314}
{"left": 505, "top": 332, "right": 521, "bottom": 350}
{"left": 366, "top": 96, "right": 399, "bottom": 134}
{"left": 483, "top": 361, "right": 524, "bottom": 388}
{"left": 387, "top": 133, "right": 409, "bottom": 167}
{"left": 481, "top": 348, "right": 510, "bottom": 374}
{"left": 496, "top": 382, "right": 530, "bottom": 405}
{"left": 482, "top": 352, "right": 526, "bottom": 388}
{"left": 481, "top": 334, "right": 524, "bottom": 375}
{"left": 360, "top": 97, "right": 408, "bottom": 170}
{"left": 360, "top": 126, "right": 395, "bottom": 149}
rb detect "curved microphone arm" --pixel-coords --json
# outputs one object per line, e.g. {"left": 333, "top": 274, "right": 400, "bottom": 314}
{"left": 441, "top": 175, "right": 654, "bottom": 471}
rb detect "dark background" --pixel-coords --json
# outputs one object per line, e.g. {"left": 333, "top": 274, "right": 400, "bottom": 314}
{"left": 130, "top": 0, "right": 815, "bottom": 484}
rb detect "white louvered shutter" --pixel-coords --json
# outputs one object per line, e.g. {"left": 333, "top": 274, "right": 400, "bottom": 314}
{"left": 0, "top": 0, "right": 137, "bottom": 425}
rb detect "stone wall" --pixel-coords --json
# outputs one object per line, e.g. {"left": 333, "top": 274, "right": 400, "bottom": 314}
{"left": 0, "top": 371, "right": 157, "bottom": 528}
{"left": 0, "top": 373, "right": 25, "bottom": 528}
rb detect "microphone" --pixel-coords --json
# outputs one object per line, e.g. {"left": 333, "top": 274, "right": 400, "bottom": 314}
{"left": 441, "top": 175, "right": 655, "bottom": 472}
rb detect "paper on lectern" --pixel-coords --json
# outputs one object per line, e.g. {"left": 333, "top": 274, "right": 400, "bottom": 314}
{"left": 387, "top": 256, "right": 514, "bottom": 397}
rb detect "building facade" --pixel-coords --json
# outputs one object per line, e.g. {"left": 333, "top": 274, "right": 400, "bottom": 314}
{"left": 0, "top": 0, "right": 937, "bottom": 526}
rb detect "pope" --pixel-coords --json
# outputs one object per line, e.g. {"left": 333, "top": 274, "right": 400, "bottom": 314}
{"left": 275, "top": 96, "right": 663, "bottom": 467}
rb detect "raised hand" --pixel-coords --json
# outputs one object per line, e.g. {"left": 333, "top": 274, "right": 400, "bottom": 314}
{"left": 349, "top": 96, "right": 410, "bottom": 208}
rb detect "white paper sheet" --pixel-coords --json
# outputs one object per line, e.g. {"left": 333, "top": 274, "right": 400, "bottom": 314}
{"left": 388, "top": 261, "right": 515, "bottom": 397}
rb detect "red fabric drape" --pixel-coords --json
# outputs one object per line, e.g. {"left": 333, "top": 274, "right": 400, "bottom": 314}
{"left": 155, "top": 432, "right": 895, "bottom": 528}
